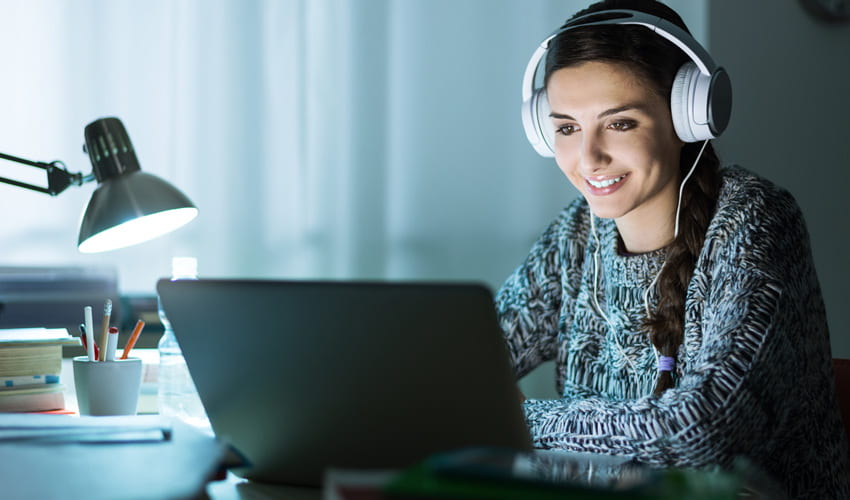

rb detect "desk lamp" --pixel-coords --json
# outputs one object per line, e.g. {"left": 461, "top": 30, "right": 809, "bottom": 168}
{"left": 0, "top": 117, "right": 198, "bottom": 253}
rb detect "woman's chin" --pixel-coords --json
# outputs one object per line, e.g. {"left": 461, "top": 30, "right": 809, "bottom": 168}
{"left": 586, "top": 203, "right": 623, "bottom": 220}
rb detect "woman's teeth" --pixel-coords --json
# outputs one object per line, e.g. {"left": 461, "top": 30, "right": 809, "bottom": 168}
{"left": 588, "top": 175, "right": 625, "bottom": 188}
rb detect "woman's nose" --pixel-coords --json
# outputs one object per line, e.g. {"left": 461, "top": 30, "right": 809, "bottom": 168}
{"left": 579, "top": 130, "right": 610, "bottom": 173}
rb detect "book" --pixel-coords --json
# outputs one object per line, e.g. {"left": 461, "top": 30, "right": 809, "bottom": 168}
{"left": 0, "top": 385, "right": 66, "bottom": 413}
{"left": 0, "top": 416, "right": 226, "bottom": 500}
{"left": 0, "top": 328, "right": 80, "bottom": 412}
{"left": 0, "top": 413, "right": 171, "bottom": 443}
{"left": 0, "top": 327, "right": 81, "bottom": 345}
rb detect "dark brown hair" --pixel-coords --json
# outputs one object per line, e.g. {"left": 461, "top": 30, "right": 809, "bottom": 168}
{"left": 546, "top": 0, "right": 721, "bottom": 396}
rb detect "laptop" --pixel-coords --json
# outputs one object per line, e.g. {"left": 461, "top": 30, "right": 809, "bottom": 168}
{"left": 156, "top": 278, "right": 533, "bottom": 486}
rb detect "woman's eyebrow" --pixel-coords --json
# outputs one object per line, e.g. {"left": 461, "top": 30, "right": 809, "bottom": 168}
{"left": 549, "top": 103, "right": 649, "bottom": 121}
{"left": 597, "top": 104, "right": 647, "bottom": 118}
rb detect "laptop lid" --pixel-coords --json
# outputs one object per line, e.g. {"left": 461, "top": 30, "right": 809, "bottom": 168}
{"left": 156, "top": 278, "right": 532, "bottom": 486}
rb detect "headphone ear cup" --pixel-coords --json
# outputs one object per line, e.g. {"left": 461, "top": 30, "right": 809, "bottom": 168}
{"left": 535, "top": 89, "right": 555, "bottom": 156}
{"left": 522, "top": 88, "right": 555, "bottom": 157}
{"left": 671, "top": 61, "right": 720, "bottom": 143}
{"left": 670, "top": 62, "right": 699, "bottom": 143}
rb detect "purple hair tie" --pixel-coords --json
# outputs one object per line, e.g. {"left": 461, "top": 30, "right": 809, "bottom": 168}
{"left": 658, "top": 356, "right": 675, "bottom": 372}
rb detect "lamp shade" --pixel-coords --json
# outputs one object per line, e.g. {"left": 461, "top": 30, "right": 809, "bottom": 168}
{"left": 77, "top": 117, "right": 197, "bottom": 253}
{"left": 77, "top": 171, "right": 198, "bottom": 253}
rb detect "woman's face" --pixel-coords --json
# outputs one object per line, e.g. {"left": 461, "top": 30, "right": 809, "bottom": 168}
{"left": 547, "top": 61, "right": 683, "bottom": 231}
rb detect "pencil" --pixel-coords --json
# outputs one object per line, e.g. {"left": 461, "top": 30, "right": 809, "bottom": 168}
{"left": 98, "top": 299, "right": 112, "bottom": 362}
{"left": 79, "top": 323, "right": 89, "bottom": 354}
{"left": 120, "top": 319, "right": 146, "bottom": 360}
{"left": 79, "top": 323, "right": 100, "bottom": 361}
{"left": 84, "top": 306, "right": 95, "bottom": 362}
{"left": 105, "top": 327, "right": 119, "bottom": 361}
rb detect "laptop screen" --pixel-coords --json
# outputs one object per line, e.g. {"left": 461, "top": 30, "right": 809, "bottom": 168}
{"left": 157, "top": 278, "right": 532, "bottom": 486}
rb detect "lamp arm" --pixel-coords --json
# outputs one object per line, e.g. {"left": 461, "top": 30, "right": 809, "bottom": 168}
{"left": 0, "top": 152, "right": 90, "bottom": 196}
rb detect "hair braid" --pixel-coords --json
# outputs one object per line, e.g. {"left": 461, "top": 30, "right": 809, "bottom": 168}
{"left": 645, "top": 143, "right": 721, "bottom": 396}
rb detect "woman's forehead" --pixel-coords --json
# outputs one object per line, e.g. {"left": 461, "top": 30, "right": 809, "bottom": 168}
{"left": 547, "top": 61, "right": 666, "bottom": 115}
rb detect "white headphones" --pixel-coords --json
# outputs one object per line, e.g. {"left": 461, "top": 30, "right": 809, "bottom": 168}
{"left": 521, "top": 9, "right": 732, "bottom": 157}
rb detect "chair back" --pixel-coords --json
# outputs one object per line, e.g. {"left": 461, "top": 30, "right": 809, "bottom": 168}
{"left": 834, "top": 358, "right": 850, "bottom": 448}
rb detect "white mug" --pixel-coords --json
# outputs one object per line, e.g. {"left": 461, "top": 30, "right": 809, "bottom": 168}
{"left": 73, "top": 356, "right": 143, "bottom": 416}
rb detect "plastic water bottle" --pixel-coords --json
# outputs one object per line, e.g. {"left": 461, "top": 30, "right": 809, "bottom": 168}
{"left": 157, "top": 257, "right": 210, "bottom": 431}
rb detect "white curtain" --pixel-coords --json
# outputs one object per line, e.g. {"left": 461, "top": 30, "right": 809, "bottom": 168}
{"left": 0, "top": 0, "right": 705, "bottom": 294}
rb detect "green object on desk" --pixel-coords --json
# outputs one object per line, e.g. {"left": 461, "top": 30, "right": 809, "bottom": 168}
{"left": 384, "top": 462, "right": 649, "bottom": 499}
{"left": 381, "top": 448, "right": 747, "bottom": 500}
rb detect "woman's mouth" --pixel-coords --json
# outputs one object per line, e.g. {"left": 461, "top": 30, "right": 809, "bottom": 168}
{"left": 585, "top": 174, "right": 628, "bottom": 194}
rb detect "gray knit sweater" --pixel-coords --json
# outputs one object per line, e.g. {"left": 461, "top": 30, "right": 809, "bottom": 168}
{"left": 495, "top": 166, "right": 850, "bottom": 498}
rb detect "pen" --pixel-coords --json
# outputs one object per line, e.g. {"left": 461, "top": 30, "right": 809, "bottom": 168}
{"left": 105, "top": 327, "right": 119, "bottom": 361}
{"left": 84, "top": 306, "right": 95, "bottom": 362}
{"left": 121, "top": 319, "right": 145, "bottom": 360}
{"left": 98, "top": 299, "right": 112, "bottom": 362}
{"left": 78, "top": 324, "right": 100, "bottom": 361}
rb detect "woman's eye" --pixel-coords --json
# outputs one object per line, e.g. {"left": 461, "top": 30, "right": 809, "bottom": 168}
{"left": 556, "top": 124, "right": 579, "bottom": 136}
{"left": 608, "top": 120, "right": 637, "bottom": 131}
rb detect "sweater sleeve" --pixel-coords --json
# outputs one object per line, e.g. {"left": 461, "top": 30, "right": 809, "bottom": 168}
{"left": 523, "top": 268, "right": 784, "bottom": 467}
{"left": 494, "top": 201, "right": 587, "bottom": 381}
{"left": 521, "top": 185, "right": 813, "bottom": 470}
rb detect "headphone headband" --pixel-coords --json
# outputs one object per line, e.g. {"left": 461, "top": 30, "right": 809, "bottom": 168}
{"left": 521, "top": 9, "right": 732, "bottom": 156}
{"left": 561, "top": 10, "right": 717, "bottom": 74}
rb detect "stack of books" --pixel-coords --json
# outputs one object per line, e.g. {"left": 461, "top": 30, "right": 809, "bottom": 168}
{"left": 0, "top": 328, "right": 79, "bottom": 412}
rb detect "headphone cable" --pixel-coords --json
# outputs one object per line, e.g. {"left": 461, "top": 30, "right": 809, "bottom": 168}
{"left": 589, "top": 139, "right": 710, "bottom": 381}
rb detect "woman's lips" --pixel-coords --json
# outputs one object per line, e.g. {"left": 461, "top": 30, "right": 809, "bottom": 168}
{"left": 585, "top": 173, "right": 627, "bottom": 196}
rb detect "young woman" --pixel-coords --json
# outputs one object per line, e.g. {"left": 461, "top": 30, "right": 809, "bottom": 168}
{"left": 496, "top": 0, "right": 850, "bottom": 497}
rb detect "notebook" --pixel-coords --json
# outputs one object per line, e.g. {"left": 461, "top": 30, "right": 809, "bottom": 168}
{"left": 156, "top": 278, "right": 532, "bottom": 486}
